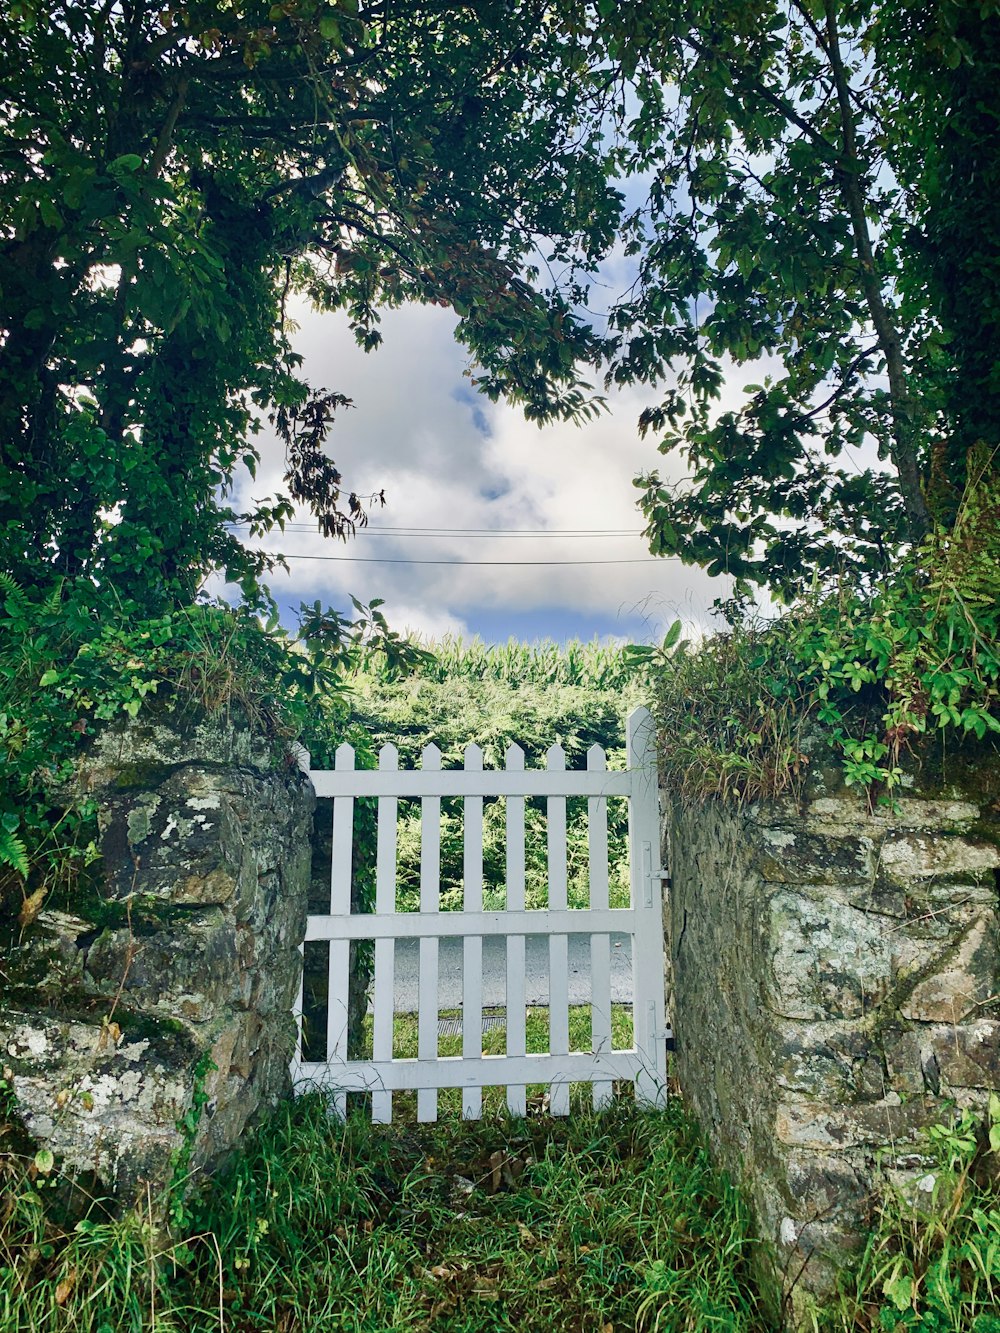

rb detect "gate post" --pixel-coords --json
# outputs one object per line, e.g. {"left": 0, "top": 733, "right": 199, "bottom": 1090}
{"left": 628, "top": 706, "right": 669, "bottom": 1107}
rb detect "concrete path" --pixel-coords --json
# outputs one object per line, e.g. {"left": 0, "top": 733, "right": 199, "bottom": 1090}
{"left": 389, "top": 932, "right": 634, "bottom": 1012}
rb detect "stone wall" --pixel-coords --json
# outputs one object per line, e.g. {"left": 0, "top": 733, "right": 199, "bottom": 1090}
{"left": 2, "top": 714, "right": 314, "bottom": 1204}
{"left": 664, "top": 741, "right": 1000, "bottom": 1325}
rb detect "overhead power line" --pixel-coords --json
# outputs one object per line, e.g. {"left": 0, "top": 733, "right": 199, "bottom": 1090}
{"left": 226, "top": 522, "right": 643, "bottom": 538}
{"left": 253, "top": 552, "right": 675, "bottom": 567}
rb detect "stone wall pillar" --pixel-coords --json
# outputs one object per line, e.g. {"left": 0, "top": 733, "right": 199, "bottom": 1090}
{"left": 2, "top": 714, "right": 314, "bottom": 1203}
{"left": 663, "top": 743, "right": 1000, "bottom": 1325}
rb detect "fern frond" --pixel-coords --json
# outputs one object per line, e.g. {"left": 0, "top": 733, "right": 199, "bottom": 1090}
{"left": 0, "top": 828, "right": 29, "bottom": 879}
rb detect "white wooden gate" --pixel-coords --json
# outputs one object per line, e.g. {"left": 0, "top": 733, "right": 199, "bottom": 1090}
{"left": 292, "top": 706, "right": 668, "bottom": 1122}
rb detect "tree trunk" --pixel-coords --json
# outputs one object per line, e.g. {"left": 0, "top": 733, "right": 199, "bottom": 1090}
{"left": 824, "top": 0, "right": 932, "bottom": 546}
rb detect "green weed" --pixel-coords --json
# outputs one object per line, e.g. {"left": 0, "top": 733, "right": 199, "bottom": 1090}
{"left": 0, "top": 1093, "right": 772, "bottom": 1332}
{"left": 651, "top": 460, "right": 1000, "bottom": 803}
{"left": 816, "top": 1100, "right": 1000, "bottom": 1333}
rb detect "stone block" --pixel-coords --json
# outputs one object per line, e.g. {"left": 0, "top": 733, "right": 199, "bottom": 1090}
{"left": 804, "top": 795, "right": 873, "bottom": 827}
{"left": 83, "top": 910, "right": 243, "bottom": 1022}
{"left": 775, "top": 1093, "right": 951, "bottom": 1151}
{"left": 765, "top": 889, "right": 892, "bottom": 1020}
{"left": 783, "top": 1149, "right": 870, "bottom": 1229}
{"left": 2, "top": 1008, "right": 198, "bottom": 1199}
{"left": 894, "top": 908, "right": 998, "bottom": 1022}
{"left": 754, "top": 830, "right": 875, "bottom": 885}
{"left": 774, "top": 1020, "right": 888, "bottom": 1101}
{"left": 928, "top": 1019, "right": 1000, "bottom": 1089}
{"left": 883, "top": 799, "right": 981, "bottom": 831}
{"left": 883, "top": 1027, "right": 932, "bottom": 1096}
{"left": 877, "top": 832, "right": 1000, "bottom": 883}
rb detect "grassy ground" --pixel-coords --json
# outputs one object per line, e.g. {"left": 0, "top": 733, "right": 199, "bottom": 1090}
{"left": 0, "top": 1091, "right": 772, "bottom": 1333}
{"left": 6, "top": 1013, "right": 998, "bottom": 1332}
{"left": 5, "top": 1092, "right": 1000, "bottom": 1332}
{"left": 351, "top": 1004, "right": 636, "bottom": 1119}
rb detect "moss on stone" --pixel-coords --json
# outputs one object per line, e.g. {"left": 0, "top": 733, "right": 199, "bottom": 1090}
{"left": 109, "top": 758, "right": 174, "bottom": 789}
{"left": 906, "top": 735, "right": 1000, "bottom": 803}
{"left": 967, "top": 819, "right": 1000, "bottom": 849}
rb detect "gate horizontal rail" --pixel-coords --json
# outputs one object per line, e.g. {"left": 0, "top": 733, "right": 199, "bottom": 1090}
{"left": 305, "top": 908, "right": 634, "bottom": 940}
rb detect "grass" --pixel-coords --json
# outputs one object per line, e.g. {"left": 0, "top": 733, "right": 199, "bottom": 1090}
{"left": 0, "top": 1094, "right": 772, "bottom": 1333}
{"left": 4, "top": 1092, "right": 1000, "bottom": 1332}
{"left": 349, "top": 1005, "right": 637, "bottom": 1120}
{"left": 814, "top": 1106, "right": 1000, "bottom": 1333}
{"left": 371, "top": 1004, "right": 635, "bottom": 1057}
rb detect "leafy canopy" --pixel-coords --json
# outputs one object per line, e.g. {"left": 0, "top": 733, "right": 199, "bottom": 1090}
{"left": 0, "top": 0, "right": 624, "bottom": 610}
{"left": 578, "top": 0, "right": 1000, "bottom": 597}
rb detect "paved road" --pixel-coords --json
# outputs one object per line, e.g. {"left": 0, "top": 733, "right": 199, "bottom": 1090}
{"left": 389, "top": 932, "right": 634, "bottom": 1012}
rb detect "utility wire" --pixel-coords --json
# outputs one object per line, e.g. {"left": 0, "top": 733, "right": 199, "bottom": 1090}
{"left": 227, "top": 522, "right": 643, "bottom": 538}
{"left": 254, "top": 552, "right": 675, "bottom": 566}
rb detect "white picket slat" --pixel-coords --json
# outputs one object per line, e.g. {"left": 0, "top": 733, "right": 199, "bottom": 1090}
{"left": 505, "top": 743, "right": 527, "bottom": 1117}
{"left": 462, "top": 743, "right": 484, "bottom": 1120}
{"left": 294, "top": 707, "right": 669, "bottom": 1120}
{"left": 417, "top": 743, "right": 441, "bottom": 1122}
{"left": 545, "top": 744, "right": 570, "bottom": 1116}
{"left": 587, "top": 744, "right": 613, "bottom": 1110}
{"left": 371, "top": 744, "right": 398, "bottom": 1124}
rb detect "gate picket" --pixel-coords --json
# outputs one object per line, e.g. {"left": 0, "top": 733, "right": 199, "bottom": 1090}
{"left": 462, "top": 743, "right": 484, "bottom": 1121}
{"left": 417, "top": 744, "right": 441, "bottom": 1123}
{"left": 587, "top": 743, "right": 614, "bottom": 1110}
{"left": 545, "top": 743, "right": 570, "bottom": 1117}
{"left": 504, "top": 743, "right": 527, "bottom": 1118}
{"left": 297, "top": 707, "right": 668, "bottom": 1120}
{"left": 371, "top": 744, "right": 398, "bottom": 1125}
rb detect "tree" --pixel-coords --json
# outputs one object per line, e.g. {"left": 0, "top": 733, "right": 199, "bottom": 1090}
{"left": 0, "top": 0, "right": 623, "bottom": 610}
{"left": 583, "top": 0, "right": 1000, "bottom": 598}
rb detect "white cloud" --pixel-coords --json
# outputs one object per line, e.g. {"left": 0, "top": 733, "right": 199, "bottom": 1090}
{"left": 226, "top": 297, "right": 733, "bottom": 643}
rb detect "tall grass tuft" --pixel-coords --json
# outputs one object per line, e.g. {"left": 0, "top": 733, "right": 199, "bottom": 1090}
{"left": 1, "top": 1095, "right": 774, "bottom": 1332}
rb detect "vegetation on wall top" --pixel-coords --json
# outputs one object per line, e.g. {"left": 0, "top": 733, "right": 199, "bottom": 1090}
{"left": 644, "top": 459, "right": 1000, "bottom": 803}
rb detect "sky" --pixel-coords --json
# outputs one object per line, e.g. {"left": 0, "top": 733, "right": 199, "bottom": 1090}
{"left": 225, "top": 295, "right": 736, "bottom": 648}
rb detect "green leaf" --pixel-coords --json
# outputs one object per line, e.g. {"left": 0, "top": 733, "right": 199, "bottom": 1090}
{"left": 882, "top": 1273, "right": 912, "bottom": 1312}
{"left": 108, "top": 153, "right": 143, "bottom": 173}
{"left": 0, "top": 829, "right": 29, "bottom": 877}
{"left": 34, "top": 1148, "right": 55, "bottom": 1176}
{"left": 662, "top": 619, "right": 683, "bottom": 652}
{"left": 38, "top": 669, "right": 60, "bottom": 686}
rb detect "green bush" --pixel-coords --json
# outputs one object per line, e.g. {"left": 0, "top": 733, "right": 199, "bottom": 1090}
{"left": 648, "top": 464, "right": 999, "bottom": 803}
